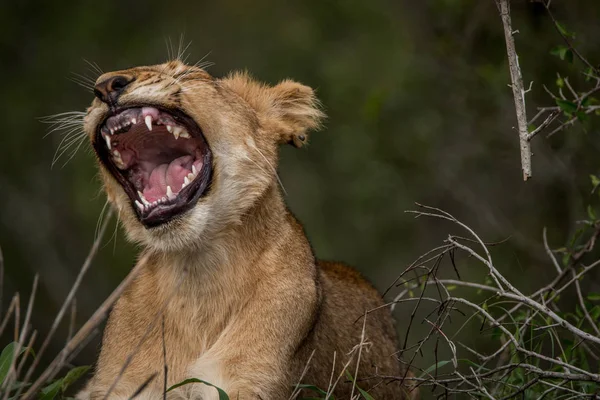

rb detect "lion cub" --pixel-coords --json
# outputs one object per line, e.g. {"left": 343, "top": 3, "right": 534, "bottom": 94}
{"left": 77, "top": 60, "right": 415, "bottom": 399}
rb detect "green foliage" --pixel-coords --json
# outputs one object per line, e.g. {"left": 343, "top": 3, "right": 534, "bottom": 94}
{"left": 0, "top": 342, "right": 88, "bottom": 400}
{"left": 550, "top": 45, "right": 573, "bottom": 63}
{"left": 0, "top": 343, "right": 28, "bottom": 386}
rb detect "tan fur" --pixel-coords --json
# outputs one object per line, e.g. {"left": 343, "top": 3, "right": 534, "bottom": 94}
{"left": 78, "top": 60, "right": 417, "bottom": 399}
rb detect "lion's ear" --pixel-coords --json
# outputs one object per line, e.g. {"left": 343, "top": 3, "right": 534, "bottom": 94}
{"left": 220, "top": 72, "right": 325, "bottom": 147}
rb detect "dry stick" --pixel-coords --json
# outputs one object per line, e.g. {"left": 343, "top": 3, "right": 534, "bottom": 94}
{"left": 21, "top": 252, "right": 148, "bottom": 400}
{"left": 350, "top": 312, "right": 368, "bottom": 399}
{"left": 1, "top": 274, "right": 38, "bottom": 398}
{"left": 496, "top": 0, "right": 531, "bottom": 181}
{"left": 0, "top": 295, "right": 19, "bottom": 339}
{"left": 288, "top": 349, "right": 316, "bottom": 400}
{"left": 129, "top": 373, "right": 158, "bottom": 400}
{"left": 66, "top": 298, "right": 77, "bottom": 345}
{"left": 19, "top": 207, "right": 114, "bottom": 396}
{"left": 14, "top": 330, "right": 37, "bottom": 384}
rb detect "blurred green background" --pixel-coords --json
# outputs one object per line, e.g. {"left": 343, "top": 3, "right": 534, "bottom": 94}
{"left": 2, "top": 0, "right": 600, "bottom": 394}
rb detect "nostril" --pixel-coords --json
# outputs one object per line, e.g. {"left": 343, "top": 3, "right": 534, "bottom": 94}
{"left": 110, "top": 76, "right": 131, "bottom": 92}
{"left": 94, "top": 74, "right": 135, "bottom": 104}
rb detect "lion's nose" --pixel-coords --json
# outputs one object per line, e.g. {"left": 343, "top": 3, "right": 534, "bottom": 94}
{"left": 94, "top": 74, "right": 135, "bottom": 105}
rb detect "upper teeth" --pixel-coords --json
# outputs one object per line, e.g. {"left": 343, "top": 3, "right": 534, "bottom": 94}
{"left": 103, "top": 111, "right": 192, "bottom": 152}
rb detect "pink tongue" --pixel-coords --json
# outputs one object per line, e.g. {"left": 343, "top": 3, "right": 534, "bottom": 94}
{"left": 143, "top": 155, "right": 193, "bottom": 202}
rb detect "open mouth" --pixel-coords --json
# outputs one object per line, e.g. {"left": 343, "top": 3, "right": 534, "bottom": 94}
{"left": 93, "top": 106, "right": 212, "bottom": 227}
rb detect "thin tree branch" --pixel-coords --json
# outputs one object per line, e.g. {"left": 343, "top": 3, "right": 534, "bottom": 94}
{"left": 496, "top": 0, "right": 532, "bottom": 181}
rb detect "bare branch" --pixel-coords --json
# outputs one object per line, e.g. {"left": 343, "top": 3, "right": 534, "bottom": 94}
{"left": 496, "top": 0, "right": 531, "bottom": 181}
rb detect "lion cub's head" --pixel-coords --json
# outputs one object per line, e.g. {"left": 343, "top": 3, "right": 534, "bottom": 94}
{"left": 84, "top": 60, "right": 323, "bottom": 251}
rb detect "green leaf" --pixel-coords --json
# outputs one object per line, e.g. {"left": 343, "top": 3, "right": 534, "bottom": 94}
{"left": 550, "top": 46, "right": 573, "bottom": 63}
{"left": 419, "top": 360, "right": 452, "bottom": 377}
{"left": 590, "top": 174, "right": 600, "bottom": 188}
{"left": 0, "top": 343, "right": 28, "bottom": 386}
{"left": 587, "top": 205, "right": 596, "bottom": 220}
{"left": 295, "top": 384, "right": 333, "bottom": 399}
{"left": 588, "top": 293, "right": 600, "bottom": 301}
{"left": 556, "top": 99, "right": 578, "bottom": 116}
{"left": 344, "top": 371, "right": 375, "bottom": 400}
{"left": 565, "top": 49, "right": 574, "bottom": 63}
{"left": 294, "top": 384, "right": 328, "bottom": 396}
{"left": 61, "top": 366, "right": 90, "bottom": 392}
{"left": 556, "top": 22, "right": 575, "bottom": 39}
{"left": 39, "top": 379, "right": 63, "bottom": 400}
{"left": 167, "top": 378, "right": 229, "bottom": 400}
{"left": 576, "top": 110, "right": 588, "bottom": 122}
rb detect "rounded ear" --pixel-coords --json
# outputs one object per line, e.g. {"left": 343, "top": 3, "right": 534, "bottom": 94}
{"left": 220, "top": 72, "right": 325, "bottom": 147}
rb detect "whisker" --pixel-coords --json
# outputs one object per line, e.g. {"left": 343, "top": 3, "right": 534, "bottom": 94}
{"left": 246, "top": 144, "right": 287, "bottom": 195}
{"left": 110, "top": 206, "right": 121, "bottom": 255}
{"left": 43, "top": 121, "right": 84, "bottom": 138}
{"left": 177, "top": 34, "right": 192, "bottom": 63}
{"left": 71, "top": 72, "right": 97, "bottom": 86}
{"left": 95, "top": 199, "right": 110, "bottom": 242}
{"left": 60, "top": 137, "right": 88, "bottom": 168}
{"left": 165, "top": 36, "right": 175, "bottom": 62}
{"left": 68, "top": 77, "right": 95, "bottom": 93}
{"left": 83, "top": 59, "right": 104, "bottom": 76}
{"left": 52, "top": 131, "right": 87, "bottom": 168}
{"left": 44, "top": 110, "right": 88, "bottom": 168}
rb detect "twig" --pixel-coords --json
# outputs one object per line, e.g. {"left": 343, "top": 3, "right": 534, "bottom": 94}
{"left": 21, "top": 252, "right": 149, "bottom": 399}
{"left": 496, "top": 0, "right": 532, "bottom": 181}
{"left": 21, "top": 207, "right": 115, "bottom": 391}
{"left": 544, "top": 1, "right": 598, "bottom": 75}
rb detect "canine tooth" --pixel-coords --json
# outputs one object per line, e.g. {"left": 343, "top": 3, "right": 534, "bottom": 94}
{"left": 192, "top": 165, "right": 197, "bottom": 175}
{"left": 166, "top": 185, "right": 175, "bottom": 200}
{"left": 104, "top": 135, "right": 111, "bottom": 149}
{"left": 135, "top": 200, "right": 144, "bottom": 212}
{"left": 166, "top": 125, "right": 173, "bottom": 133}
{"left": 179, "top": 129, "right": 191, "bottom": 139}
{"left": 112, "top": 150, "right": 125, "bottom": 168}
{"left": 145, "top": 115, "right": 153, "bottom": 131}
{"left": 172, "top": 126, "right": 182, "bottom": 139}
{"left": 137, "top": 191, "right": 150, "bottom": 206}
{"left": 131, "top": 118, "right": 137, "bottom": 125}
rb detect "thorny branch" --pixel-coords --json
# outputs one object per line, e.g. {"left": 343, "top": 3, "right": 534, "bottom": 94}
{"left": 384, "top": 204, "right": 600, "bottom": 399}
